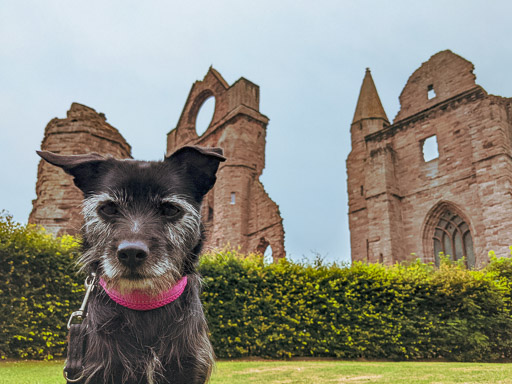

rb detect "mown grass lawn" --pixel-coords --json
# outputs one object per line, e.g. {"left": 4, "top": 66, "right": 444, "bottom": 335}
{"left": 1, "top": 359, "right": 512, "bottom": 383}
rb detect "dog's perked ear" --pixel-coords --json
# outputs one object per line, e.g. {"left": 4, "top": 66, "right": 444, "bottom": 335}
{"left": 36, "top": 150, "right": 107, "bottom": 194}
{"left": 166, "top": 146, "right": 226, "bottom": 197}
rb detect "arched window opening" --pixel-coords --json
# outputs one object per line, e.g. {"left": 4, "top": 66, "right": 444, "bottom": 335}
{"left": 263, "top": 244, "right": 273, "bottom": 264}
{"left": 256, "top": 237, "right": 273, "bottom": 263}
{"left": 432, "top": 209, "right": 474, "bottom": 268}
{"left": 195, "top": 96, "right": 215, "bottom": 136}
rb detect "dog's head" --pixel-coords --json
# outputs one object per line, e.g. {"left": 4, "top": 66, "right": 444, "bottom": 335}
{"left": 37, "top": 146, "right": 225, "bottom": 294}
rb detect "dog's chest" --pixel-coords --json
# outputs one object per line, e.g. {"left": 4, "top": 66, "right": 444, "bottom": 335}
{"left": 89, "top": 292, "right": 172, "bottom": 345}
{"left": 85, "top": 296, "right": 184, "bottom": 383}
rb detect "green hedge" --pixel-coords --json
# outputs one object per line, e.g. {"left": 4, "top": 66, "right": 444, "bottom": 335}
{"left": 201, "top": 251, "right": 512, "bottom": 361}
{"left": 2, "top": 215, "right": 512, "bottom": 361}
{"left": 0, "top": 215, "right": 83, "bottom": 359}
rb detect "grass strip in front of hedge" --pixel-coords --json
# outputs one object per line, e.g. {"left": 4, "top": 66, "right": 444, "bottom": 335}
{"left": 2, "top": 360, "right": 512, "bottom": 384}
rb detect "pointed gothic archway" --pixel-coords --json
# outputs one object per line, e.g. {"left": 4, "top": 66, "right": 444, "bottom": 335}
{"left": 422, "top": 201, "right": 475, "bottom": 268}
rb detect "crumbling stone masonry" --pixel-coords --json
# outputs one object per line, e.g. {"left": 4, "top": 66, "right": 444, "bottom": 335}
{"left": 167, "top": 68, "right": 286, "bottom": 261}
{"left": 29, "top": 71, "right": 285, "bottom": 261}
{"left": 347, "top": 50, "right": 512, "bottom": 268}
{"left": 29, "top": 103, "right": 131, "bottom": 235}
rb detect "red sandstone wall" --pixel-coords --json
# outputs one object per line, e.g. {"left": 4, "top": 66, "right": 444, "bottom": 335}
{"left": 394, "top": 50, "right": 477, "bottom": 121}
{"left": 167, "top": 68, "right": 285, "bottom": 261}
{"left": 29, "top": 103, "right": 131, "bottom": 235}
{"left": 348, "top": 50, "right": 512, "bottom": 267}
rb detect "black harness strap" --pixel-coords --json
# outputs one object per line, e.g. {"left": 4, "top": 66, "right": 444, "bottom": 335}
{"left": 64, "top": 324, "right": 87, "bottom": 383}
{"left": 63, "top": 272, "right": 97, "bottom": 383}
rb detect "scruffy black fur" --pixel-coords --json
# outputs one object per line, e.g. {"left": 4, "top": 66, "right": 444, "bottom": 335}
{"left": 37, "top": 146, "right": 225, "bottom": 384}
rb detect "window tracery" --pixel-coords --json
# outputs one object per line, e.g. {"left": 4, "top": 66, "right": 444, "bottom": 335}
{"left": 432, "top": 209, "right": 474, "bottom": 268}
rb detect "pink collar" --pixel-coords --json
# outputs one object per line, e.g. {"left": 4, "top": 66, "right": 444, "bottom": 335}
{"left": 99, "top": 276, "right": 188, "bottom": 311}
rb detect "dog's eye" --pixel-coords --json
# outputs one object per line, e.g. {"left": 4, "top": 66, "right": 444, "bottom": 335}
{"left": 99, "top": 202, "right": 120, "bottom": 217}
{"left": 160, "top": 202, "right": 181, "bottom": 218}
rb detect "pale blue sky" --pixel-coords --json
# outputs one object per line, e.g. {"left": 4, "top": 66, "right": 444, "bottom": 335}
{"left": 1, "top": 0, "right": 511, "bottom": 263}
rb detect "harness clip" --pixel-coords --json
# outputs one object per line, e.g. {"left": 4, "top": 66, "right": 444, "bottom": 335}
{"left": 67, "top": 272, "right": 97, "bottom": 330}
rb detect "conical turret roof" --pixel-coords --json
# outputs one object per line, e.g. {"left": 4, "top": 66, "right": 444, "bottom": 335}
{"left": 352, "top": 68, "right": 389, "bottom": 124}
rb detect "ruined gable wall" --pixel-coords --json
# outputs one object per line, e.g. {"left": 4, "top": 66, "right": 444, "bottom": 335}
{"left": 29, "top": 103, "right": 131, "bottom": 235}
{"left": 392, "top": 52, "right": 512, "bottom": 265}
{"left": 394, "top": 50, "right": 477, "bottom": 122}
{"left": 167, "top": 69, "right": 285, "bottom": 261}
{"left": 349, "top": 50, "right": 512, "bottom": 266}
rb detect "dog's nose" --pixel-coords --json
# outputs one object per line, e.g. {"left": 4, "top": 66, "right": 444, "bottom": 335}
{"left": 117, "top": 241, "right": 149, "bottom": 268}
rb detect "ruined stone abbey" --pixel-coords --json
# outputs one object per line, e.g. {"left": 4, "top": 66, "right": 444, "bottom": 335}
{"left": 29, "top": 69, "right": 285, "bottom": 261}
{"left": 347, "top": 50, "right": 512, "bottom": 268}
{"left": 30, "top": 50, "right": 512, "bottom": 266}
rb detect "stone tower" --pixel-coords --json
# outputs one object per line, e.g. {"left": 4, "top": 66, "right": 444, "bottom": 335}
{"left": 347, "top": 50, "right": 512, "bottom": 268}
{"left": 167, "top": 68, "right": 285, "bottom": 261}
{"left": 347, "top": 68, "right": 396, "bottom": 265}
{"left": 29, "top": 103, "right": 131, "bottom": 235}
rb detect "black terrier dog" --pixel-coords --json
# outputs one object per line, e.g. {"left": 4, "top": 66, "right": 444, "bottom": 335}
{"left": 37, "top": 146, "right": 225, "bottom": 384}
